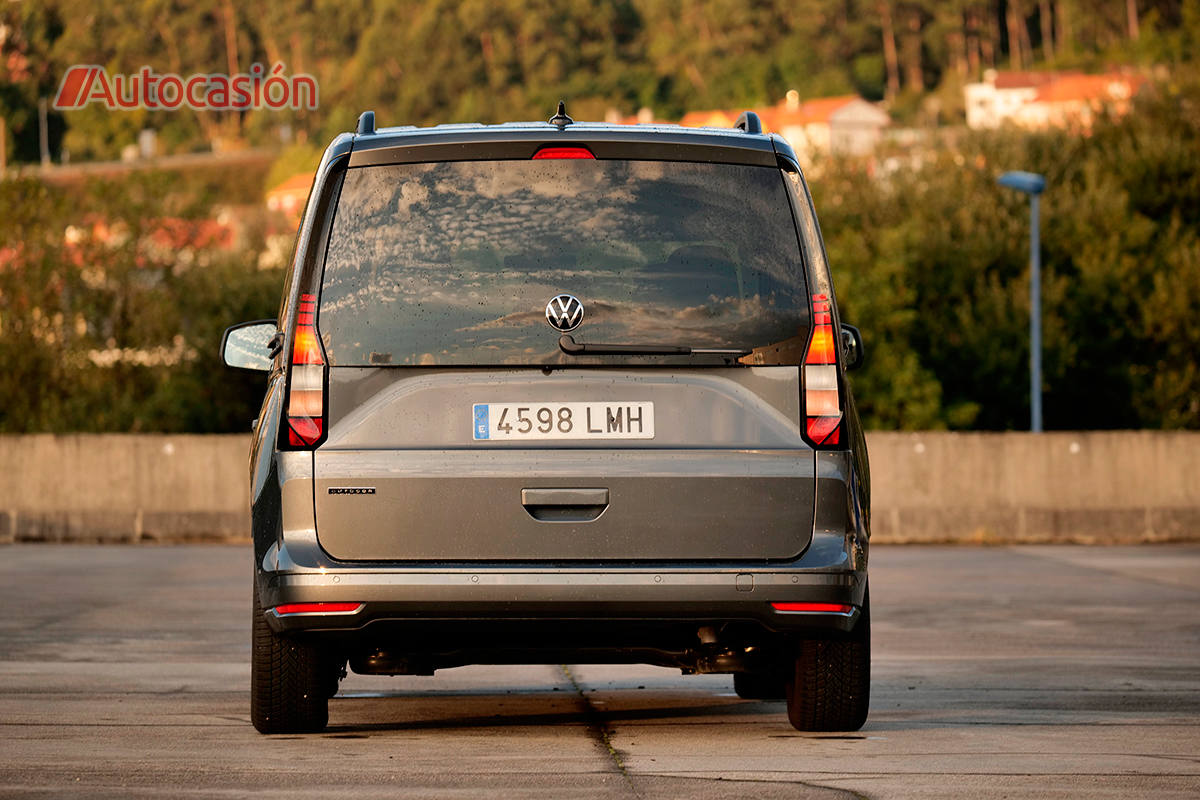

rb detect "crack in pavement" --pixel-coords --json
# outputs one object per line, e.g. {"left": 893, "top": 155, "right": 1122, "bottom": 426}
{"left": 559, "top": 664, "right": 641, "bottom": 798}
{"left": 557, "top": 666, "right": 872, "bottom": 800}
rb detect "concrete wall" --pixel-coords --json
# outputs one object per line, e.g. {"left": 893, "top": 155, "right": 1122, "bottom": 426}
{"left": 0, "top": 435, "right": 249, "bottom": 543}
{"left": 0, "top": 432, "right": 1196, "bottom": 544}
{"left": 868, "top": 432, "right": 1200, "bottom": 544}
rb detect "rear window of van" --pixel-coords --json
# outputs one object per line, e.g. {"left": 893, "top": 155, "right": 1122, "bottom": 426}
{"left": 318, "top": 159, "right": 810, "bottom": 366}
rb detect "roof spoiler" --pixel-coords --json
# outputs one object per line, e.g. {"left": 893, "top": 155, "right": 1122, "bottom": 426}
{"left": 734, "top": 111, "right": 762, "bottom": 134}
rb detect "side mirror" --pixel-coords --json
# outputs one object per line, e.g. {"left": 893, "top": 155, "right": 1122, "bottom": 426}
{"left": 840, "top": 323, "right": 865, "bottom": 371}
{"left": 221, "top": 320, "right": 279, "bottom": 372}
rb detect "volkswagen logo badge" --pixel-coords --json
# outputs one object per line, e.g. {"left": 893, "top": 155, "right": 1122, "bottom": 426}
{"left": 545, "top": 294, "right": 585, "bottom": 332}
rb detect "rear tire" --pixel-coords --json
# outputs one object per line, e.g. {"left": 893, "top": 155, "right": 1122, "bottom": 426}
{"left": 250, "top": 582, "right": 333, "bottom": 734}
{"left": 785, "top": 592, "right": 870, "bottom": 731}
{"left": 733, "top": 670, "right": 787, "bottom": 700}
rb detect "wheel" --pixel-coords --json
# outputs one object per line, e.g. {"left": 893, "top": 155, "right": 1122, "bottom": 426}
{"left": 733, "top": 670, "right": 787, "bottom": 700}
{"left": 250, "top": 581, "right": 334, "bottom": 734}
{"left": 785, "top": 591, "right": 870, "bottom": 731}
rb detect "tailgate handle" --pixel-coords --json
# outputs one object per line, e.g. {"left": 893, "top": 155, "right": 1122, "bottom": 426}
{"left": 521, "top": 488, "right": 609, "bottom": 522}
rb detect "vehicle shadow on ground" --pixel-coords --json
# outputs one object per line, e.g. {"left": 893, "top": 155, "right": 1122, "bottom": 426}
{"left": 321, "top": 691, "right": 783, "bottom": 733}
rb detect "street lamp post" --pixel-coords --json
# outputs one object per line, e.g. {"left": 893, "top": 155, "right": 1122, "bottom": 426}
{"left": 997, "top": 171, "right": 1047, "bottom": 433}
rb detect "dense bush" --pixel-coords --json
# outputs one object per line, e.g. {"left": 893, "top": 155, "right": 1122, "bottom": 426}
{"left": 0, "top": 174, "right": 283, "bottom": 433}
{"left": 819, "top": 79, "right": 1200, "bottom": 429}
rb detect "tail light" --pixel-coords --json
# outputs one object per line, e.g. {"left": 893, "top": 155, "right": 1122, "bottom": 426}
{"left": 285, "top": 293, "right": 326, "bottom": 447}
{"left": 803, "top": 293, "right": 842, "bottom": 446}
{"left": 532, "top": 146, "right": 595, "bottom": 159}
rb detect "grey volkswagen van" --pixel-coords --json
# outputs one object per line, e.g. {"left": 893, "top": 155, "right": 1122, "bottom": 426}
{"left": 222, "top": 106, "right": 871, "bottom": 735}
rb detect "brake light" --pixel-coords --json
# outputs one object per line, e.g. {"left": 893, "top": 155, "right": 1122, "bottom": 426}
{"left": 286, "top": 293, "right": 326, "bottom": 447}
{"left": 803, "top": 293, "right": 842, "bottom": 445}
{"left": 771, "top": 602, "right": 853, "bottom": 613}
{"left": 273, "top": 602, "right": 363, "bottom": 616}
{"left": 532, "top": 146, "right": 595, "bottom": 159}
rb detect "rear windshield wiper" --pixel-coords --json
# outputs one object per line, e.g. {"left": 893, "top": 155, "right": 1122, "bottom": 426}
{"left": 558, "top": 334, "right": 751, "bottom": 357}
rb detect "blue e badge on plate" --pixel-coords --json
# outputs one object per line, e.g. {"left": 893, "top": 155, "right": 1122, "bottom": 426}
{"left": 473, "top": 404, "right": 489, "bottom": 440}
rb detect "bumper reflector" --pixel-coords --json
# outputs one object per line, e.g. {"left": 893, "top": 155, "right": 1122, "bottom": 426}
{"left": 771, "top": 602, "right": 853, "bottom": 613}
{"left": 272, "top": 602, "right": 364, "bottom": 616}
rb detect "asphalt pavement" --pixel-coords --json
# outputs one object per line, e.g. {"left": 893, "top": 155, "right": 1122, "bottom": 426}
{"left": 1, "top": 544, "right": 1197, "bottom": 798}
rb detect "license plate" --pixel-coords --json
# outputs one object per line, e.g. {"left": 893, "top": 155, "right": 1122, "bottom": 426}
{"left": 472, "top": 402, "right": 654, "bottom": 440}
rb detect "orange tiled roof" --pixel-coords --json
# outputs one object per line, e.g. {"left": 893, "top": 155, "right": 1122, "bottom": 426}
{"left": 1033, "top": 73, "right": 1142, "bottom": 103}
{"left": 267, "top": 173, "right": 314, "bottom": 198}
{"left": 793, "top": 95, "right": 859, "bottom": 124}
{"left": 678, "top": 110, "right": 738, "bottom": 128}
{"left": 756, "top": 95, "right": 865, "bottom": 132}
{"left": 993, "top": 71, "right": 1059, "bottom": 89}
{"left": 679, "top": 95, "right": 867, "bottom": 133}
{"left": 266, "top": 173, "right": 313, "bottom": 224}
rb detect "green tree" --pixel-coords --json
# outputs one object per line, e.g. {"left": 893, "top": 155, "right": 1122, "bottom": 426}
{"left": 0, "top": 173, "right": 282, "bottom": 433}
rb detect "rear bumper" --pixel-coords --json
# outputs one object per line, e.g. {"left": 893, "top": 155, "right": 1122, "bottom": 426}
{"left": 265, "top": 570, "right": 863, "bottom": 634}
{"left": 259, "top": 531, "right": 866, "bottom": 637}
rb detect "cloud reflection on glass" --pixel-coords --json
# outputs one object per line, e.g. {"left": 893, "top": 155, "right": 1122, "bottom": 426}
{"left": 319, "top": 160, "right": 809, "bottom": 366}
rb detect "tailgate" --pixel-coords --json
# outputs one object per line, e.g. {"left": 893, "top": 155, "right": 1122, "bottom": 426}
{"left": 313, "top": 367, "right": 815, "bottom": 562}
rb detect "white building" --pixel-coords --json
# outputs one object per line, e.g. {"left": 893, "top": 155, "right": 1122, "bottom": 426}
{"left": 677, "top": 91, "right": 891, "bottom": 167}
{"left": 762, "top": 92, "right": 891, "bottom": 161}
{"left": 966, "top": 69, "right": 1141, "bottom": 131}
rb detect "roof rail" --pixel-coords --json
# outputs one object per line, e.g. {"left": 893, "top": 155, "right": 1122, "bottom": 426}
{"left": 357, "top": 110, "right": 377, "bottom": 135}
{"left": 734, "top": 111, "right": 762, "bottom": 134}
